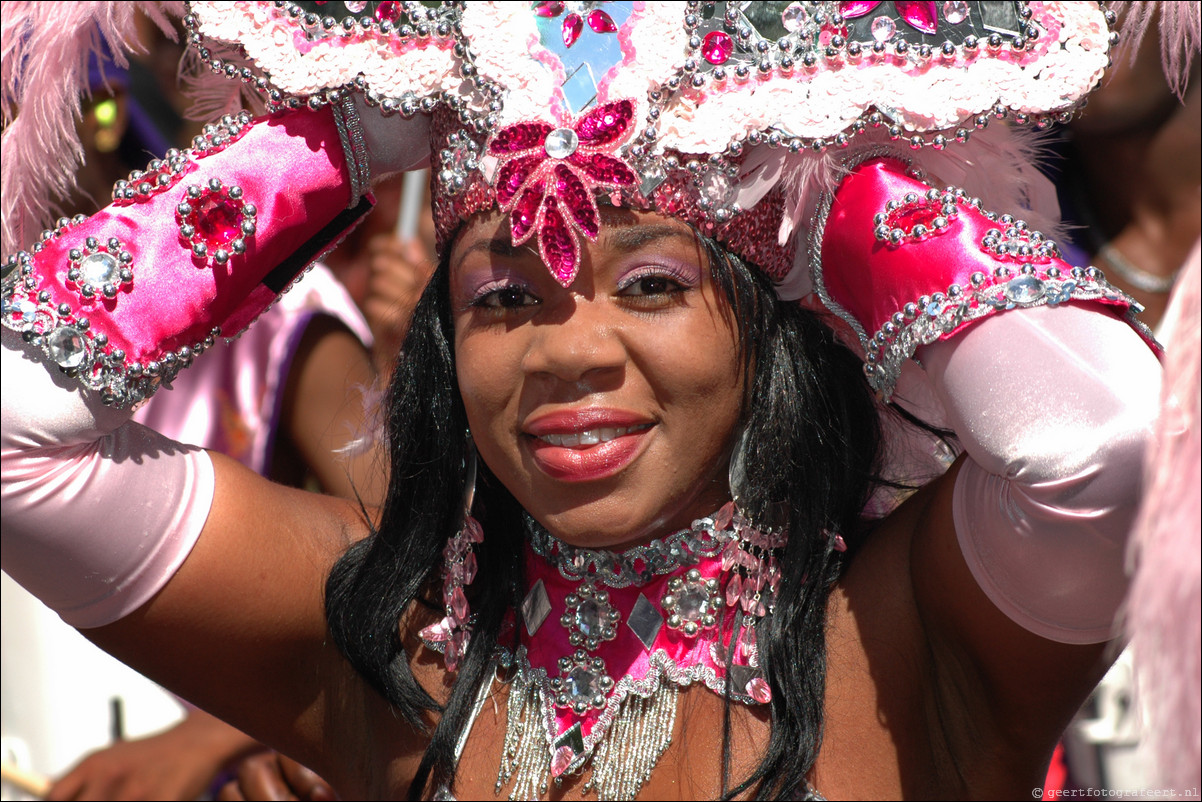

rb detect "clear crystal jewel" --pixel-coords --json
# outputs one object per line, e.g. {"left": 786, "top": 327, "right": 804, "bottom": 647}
{"left": 576, "top": 598, "right": 602, "bottom": 637}
{"left": 47, "top": 326, "right": 86, "bottom": 369}
{"left": 678, "top": 585, "right": 710, "bottom": 621}
{"left": 1005, "top": 275, "right": 1046, "bottom": 304}
{"left": 943, "top": 1, "right": 969, "bottom": 25}
{"left": 566, "top": 666, "right": 602, "bottom": 701}
{"left": 80, "top": 252, "right": 120, "bottom": 286}
{"left": 544, "top": 128, "right": 579, "bottom": 159}
{"left": 871, "top": 16, "right": 897, "bottom": 42}
{"left": 701, "top": 170, "right": 733, "bottom": 205}
{"left": 344, "top": 0, "right": 368, "bottom": 12}
{"left": 781, "top": 2, "right": 808, "bottom": 33}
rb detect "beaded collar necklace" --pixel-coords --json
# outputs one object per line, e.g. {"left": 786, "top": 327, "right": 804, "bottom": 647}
{"left": 449, "top": 504, "right": 790, "bottom": 799}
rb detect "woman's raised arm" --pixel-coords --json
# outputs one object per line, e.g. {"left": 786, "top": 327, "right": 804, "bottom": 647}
{"left": 814, "top": 155, "right": 1162, "bottom": 785}
{"left": 1, "top": 101, "right": 421, "bottom": 778}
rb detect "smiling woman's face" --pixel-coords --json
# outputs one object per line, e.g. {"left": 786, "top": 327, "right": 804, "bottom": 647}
{"left": 449, "top": 208, "right": 746, "bottom": 549}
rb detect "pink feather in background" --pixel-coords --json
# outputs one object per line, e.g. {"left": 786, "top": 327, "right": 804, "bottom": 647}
{"left": 0, "top": 2, "right": 181, "bottom": 256}
{"left": 1127, "top": 241, "right": 1202, "bottom": 793}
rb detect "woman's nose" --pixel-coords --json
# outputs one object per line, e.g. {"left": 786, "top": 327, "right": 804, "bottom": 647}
{"left": 521, "top": 295, "right": 626, "bottom": 385}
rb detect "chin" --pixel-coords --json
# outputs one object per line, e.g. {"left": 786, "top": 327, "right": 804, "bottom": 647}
{"left": 525, "top": 482, "right": 726, "bottom": 551}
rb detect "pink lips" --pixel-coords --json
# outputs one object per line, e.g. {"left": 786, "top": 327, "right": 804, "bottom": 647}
{"left": 523, "top": 408, "right": 653, "bottom": 482}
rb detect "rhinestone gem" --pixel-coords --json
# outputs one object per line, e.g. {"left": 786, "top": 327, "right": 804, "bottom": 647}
{"left": 566, "top": 666, "right": 603, "bottom": 702}
{"left": 521, "top": 578, "right": 552, "bottom": 636}
{"left": 562, "top": 13, "right": 583, "bottom": 47}
{"left": 3, "top": 296, "right": 39, "bottom": 331}
{"left": 47, "top": 326, "right": 86, "bottom": 369}
{"left": 781, "top": 2, "right": 808, "bottom": 32}
{"left": 1004, "top": 275, "right": 1046, "bottom": 304}
{"left": 701, "top": 31, "right": 734, "bottom": 65}
{"left": 344, "top": 0, "right": 367, "bottom": 12}
{"left": 533, "top": 1, "right": 565, "bottom": 17}
{"left": 942, "top": 1, "right": 969, "bottom": 24}
{"left": 544, "top": 128, "right": 579, "bottom": 159}
{"left": 576, "top": 598, "right": 602, "bottom": 637}
{"left": 586, "top": 8, "right": 616, "bottom": 33}
{"left": 626, "top": 593, "right": 663, "bottom": 649}
{"left": 374, "top": 1, "right": 401, "bottom": 22}
{"left": 700, "top": 170, "right": 733, "bottom": 205}
{"left": 677, "top": 585, "right": 711, "bottom": 621}
{"left": 195, "top": 195, "right": 242, "bottom": 248}
{"left": 79, "top": 252, "right": 120, "bottom": 286}
{"left": 871, "top": 15, "right": 897, "bottom": 41}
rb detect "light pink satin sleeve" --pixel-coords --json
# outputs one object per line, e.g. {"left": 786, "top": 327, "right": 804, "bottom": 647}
{"left": 919, "top": 303, "right": 1162, "bottom": 644}
{"left": 1, "top": 329, "right": 214, "bottom": 629}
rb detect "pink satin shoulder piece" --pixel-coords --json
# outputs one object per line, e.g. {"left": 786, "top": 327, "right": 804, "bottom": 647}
{"left": 818, "top": 159, "right": 1156, "bottom": 398}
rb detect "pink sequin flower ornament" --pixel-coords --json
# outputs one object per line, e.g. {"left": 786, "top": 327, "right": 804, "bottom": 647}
{"left": 532, "top": 1, "right": 618, "bottom": 49}
{"left": 839, "top": 1, "right": 939, "bottom": 35}
{"left": 488, "top": 99, "right": 637, "bottom": 287}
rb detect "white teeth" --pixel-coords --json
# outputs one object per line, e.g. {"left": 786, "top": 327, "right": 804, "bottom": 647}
{"left": 538, "top": 425, "right": 647, "bottom": 448}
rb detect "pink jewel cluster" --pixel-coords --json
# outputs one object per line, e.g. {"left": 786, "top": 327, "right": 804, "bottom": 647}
{"left": 532, "top": 1, "right": 618, "bottom": 48}
{"left": 489, "top": 99, "right": 638, "bottom": 287}
{"left": 419, "top": 515, "right": 482, "bottom": 672}
{"left": 840, "top": 1, "right": 939, "bottom": 34}
{"left": 714, "top": 501, "right": 787, "bottom": 619}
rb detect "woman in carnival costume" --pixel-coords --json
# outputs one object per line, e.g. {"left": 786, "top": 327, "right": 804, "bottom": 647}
{"left": 0, "top": 2, "right": 1188, "bottom": 799}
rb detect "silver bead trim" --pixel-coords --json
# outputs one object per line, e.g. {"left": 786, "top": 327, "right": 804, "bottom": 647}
{"left": 862, "top": 265, "right": 1150, "bottom": 399}
{"left": 525, "top": 513, "right": 730, "bottom": 588}
{"left": 498, "top": 640, "right": 760, "bottom": 773}
{"left": 331, "top": 93, "right": 372, "bottom": 204}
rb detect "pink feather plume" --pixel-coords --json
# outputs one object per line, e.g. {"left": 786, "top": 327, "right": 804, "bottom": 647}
{"left": 1, "top": 2, "right": 182, "bottom": 256}
{"left": 1127, "top": 240, "right": 1202, "bottom": 792}
{"left": 1109, "top": 1, "right": 1202, "bottom": 97}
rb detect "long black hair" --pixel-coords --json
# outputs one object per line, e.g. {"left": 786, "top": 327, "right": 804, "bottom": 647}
{"left": 326, "top": 235, "right": 886, "bottom": 799}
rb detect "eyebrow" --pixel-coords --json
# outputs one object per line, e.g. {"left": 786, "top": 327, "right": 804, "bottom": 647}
{"left": 602, "top": 223, "right": 699, "bottom": 253}
{"left": 453, "top": 235, "right": 538, "bottom": 272}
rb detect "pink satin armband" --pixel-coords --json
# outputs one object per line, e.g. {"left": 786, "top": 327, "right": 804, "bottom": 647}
{"left": 1, "top": 105, "right": 372, "bottom": 408}
{"left": 817, "top": 158, "right": 1156, "bottom": 399}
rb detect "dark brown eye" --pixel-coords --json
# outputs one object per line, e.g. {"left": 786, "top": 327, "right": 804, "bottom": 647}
{"left": 619, "top": 274, "right": 685, "bottom": 297}
{"left": 474, "top": 284, "right": 539, "bottom": 309}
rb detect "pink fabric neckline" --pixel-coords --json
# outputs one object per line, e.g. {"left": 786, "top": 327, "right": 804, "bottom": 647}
{"left": 499, "top": 513, "right": 774, "bottom": 762}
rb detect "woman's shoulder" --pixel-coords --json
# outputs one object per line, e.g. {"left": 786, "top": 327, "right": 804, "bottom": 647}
{"left": 824, "top": 457, "right": 1110, "bottom": 795}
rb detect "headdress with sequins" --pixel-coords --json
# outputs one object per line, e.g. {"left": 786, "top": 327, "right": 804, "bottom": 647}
{"left": 166, "top": 1, "right": 1129, "bottom": 411}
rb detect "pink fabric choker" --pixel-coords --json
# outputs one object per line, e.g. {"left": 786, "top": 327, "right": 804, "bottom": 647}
{"left": 424, "top": 503, "right": 810, "bottom": 797}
